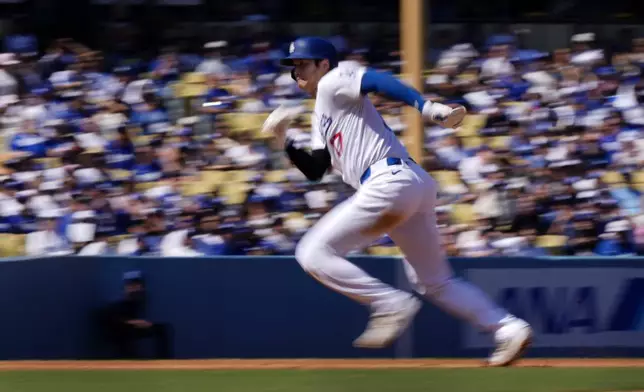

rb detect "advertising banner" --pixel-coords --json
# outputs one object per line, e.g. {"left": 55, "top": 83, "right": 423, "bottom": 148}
{"left": 463, "top": 268, "right": 644, "bottom": 348}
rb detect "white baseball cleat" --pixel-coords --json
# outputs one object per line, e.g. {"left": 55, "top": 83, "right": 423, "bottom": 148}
{"left": 487, "top": 317, "right": 533, "bottom": 367}
{"left": 353, "top": 297, "right": 422, "bottom": 349}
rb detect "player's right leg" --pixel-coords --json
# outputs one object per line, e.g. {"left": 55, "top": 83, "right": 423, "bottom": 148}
{"left": 294, "top": 194, "right": 421, "bottom": 349}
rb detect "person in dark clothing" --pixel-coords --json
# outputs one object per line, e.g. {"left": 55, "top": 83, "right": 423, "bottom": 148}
{"left": 100, "top": 272, "right": 172, "bottom": 359}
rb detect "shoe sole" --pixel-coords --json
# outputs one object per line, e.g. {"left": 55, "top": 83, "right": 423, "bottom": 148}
{"left": 487, "top": 326, "right": 533, "bottom": 367}
{"left": 353, "top": 299, "right": 422, "bottom": 349}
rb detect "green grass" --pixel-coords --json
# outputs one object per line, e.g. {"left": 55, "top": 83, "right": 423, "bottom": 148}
{"left": 0, "top": 369, "right": 642, "bottom": 392}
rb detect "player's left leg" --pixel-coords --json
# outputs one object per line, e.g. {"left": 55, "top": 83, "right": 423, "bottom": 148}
{"left": 387, "top": 166, "right": 532, "bottom": 366}
{"left": 389, "top": 211, "right": 510, "bottom": 331}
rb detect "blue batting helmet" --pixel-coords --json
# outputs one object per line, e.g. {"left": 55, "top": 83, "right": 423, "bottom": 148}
{"left": 280, "top": 37, "right": 338, "bottom": 68}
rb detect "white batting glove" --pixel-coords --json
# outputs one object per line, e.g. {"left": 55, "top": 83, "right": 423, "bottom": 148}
{"left": 422, "top": 102, "right": 467, "bottom": 129}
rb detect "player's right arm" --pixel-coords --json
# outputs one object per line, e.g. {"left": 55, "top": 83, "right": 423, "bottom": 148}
{"left": 284, "top": 136, "right": 331, "bottom": 182}
{"left": 261, "top": 106, "right": 331, "bottom": 182}
{"left": 283, "top": 116, "right": 331, "bottom": 182}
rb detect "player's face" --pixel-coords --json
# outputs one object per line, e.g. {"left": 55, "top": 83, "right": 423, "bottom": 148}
{"left": 292, "top": 59, "right": 329, "bottom": 95}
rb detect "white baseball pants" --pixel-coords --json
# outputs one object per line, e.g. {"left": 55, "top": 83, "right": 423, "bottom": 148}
{"left": 295, "top": 158, "right": 508, "bottom": 332}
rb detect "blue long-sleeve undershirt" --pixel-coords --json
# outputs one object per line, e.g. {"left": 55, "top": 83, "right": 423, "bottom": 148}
{"left": 360, "top": 69, "right": 426, "bottom": 111}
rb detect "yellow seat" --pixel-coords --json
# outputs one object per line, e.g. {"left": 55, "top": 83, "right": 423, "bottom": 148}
{"left": 227, "top": 170, "right": 257, "bottom": 183}
{"left": 300, "top": 114, "right": 312, "bottom": 127}
{"left": 176, "top": 83, "right": 208, "bottom": 98}
{"left": 109, "top": 170, "right": 132, "bottom": 181}
{"left": 536, "top": 235, "right": 568, "bottom": 249}
{"left": 535, "top": 235, "right": 568, "bottom": 255}
{"left": 285, "top": 212, "right": 305, "bottom": 221}
{"left": 462, "top": 136, "right": 483, "bottom": 149}
{"left": 430, "top": 171, "right": 461, "bottom": 187}
{"left": 252, "top": 128, "right": 274, "bottom": 140}
{"left": 134, "top": 134, "right": 156, "bottom": 146}
{"left": 181, "top": 72, "right": 207, "bottom": 84}
{"left": 222, "top": 113, "right": 269, "bottom": 133}
{"left": 3, "top": 234, "right": 26, "bottom": 257}
{"left": 135, "top": 181, "right": 165, "bottom": 192}
{"left": 35, "top": 157, "right": 62, "bottom": 169}
{"left": 303, "top": 99, "right": 315, "bottom": 111}
{"left": 182, "top": 180, "right": 213, "bottom": 196}
{"left": 631, "top": 171, "right": 644, "bottom": 184}
{"left": 500, "top": 101, "right": 523, "bottom": 107}
{"left": 0, "top": 235, "right": 10, "bottom": 257}
{"left": 489, "top": 136, "right": 510, "bottom": 150}
{"left": 265, "top": 170, "right": 288, "bottom": 183}
{"left": 221, "top": 182, "right": 251, "bottom": 205}
{"left": 458, "top": 114, "right": 487, "bottom": 137}
{"left": 451, "top": 204, "right": 476, "bottom": 225}
{"left": 602, "top": 171, "right": 626, "bottom": 185}
{"left": 201, "top": 170, "right": 226, "bottom": 187}
{"left": 369, "top": 246, "right": 401, "bottom": 256}
{"left": 0, "top": 151, "right": 30, "bottom": 164}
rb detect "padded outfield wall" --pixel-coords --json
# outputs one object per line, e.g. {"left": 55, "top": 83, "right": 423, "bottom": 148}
{"left": 0, "top": 256, "right": 641, "bottom": 359}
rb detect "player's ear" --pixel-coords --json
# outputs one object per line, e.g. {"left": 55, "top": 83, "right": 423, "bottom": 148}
{"left": 319, "top": 59, "right": 331, "bottom": 73}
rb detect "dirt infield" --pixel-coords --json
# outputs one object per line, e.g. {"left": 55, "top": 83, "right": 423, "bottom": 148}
{"left": 0, "top": 359, "right": 642, "bottom": 370}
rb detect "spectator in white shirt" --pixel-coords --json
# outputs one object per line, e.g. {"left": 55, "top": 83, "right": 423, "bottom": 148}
{"left": 239, "top": 87, "right": 269, "bottom": 113}
{"left": 26, "top": 210, "right": 72, "bottom": 256}
{"left": 78, "top": 237, "right": 109, "bottom": 255}
{"left": 570, "top": 33, "right": 605, "bottom": 67}
{"left": 160, "top": 211, "right": 194, "bottom": 256}
{"left": 435, "top": 134, "right": 467, "bottom": 169}
{"left": 473, "top": 183, "right": 503, "bottom": 220}
{"left": 613, "top": 140, "right": 644, "bottom": 166}
{"left": 0, "top": 53, "right": 19, "bottom": 96}
{"left": 75, "top": 119, "right": 108, "bottom": 151}
{"left": 164, "top": 230, "right": 203, "bottom": 257}
{"left": 480, "top": 45, "right": 515, "bottom": 80}
{"left": 196, "top": 41, "right": 232, "bottom": 79}
{"left": 459, "top": 146, "right": 498, "bottom": 185}
{"left": 66, "top": 210, "right": 98, "bottom": 252}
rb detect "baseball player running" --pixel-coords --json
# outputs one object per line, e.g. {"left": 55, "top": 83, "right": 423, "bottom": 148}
{"left": 262, "top": 37, "right": 532, "bottom": 366}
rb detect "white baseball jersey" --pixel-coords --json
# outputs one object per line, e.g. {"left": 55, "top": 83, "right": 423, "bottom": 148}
{"left": 311, "top": 61, "right": 410, "bottom": 189}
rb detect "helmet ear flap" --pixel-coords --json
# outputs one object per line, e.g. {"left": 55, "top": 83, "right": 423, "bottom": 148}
{"left": 291, "top": 68, "right": 296, "bottom": 81}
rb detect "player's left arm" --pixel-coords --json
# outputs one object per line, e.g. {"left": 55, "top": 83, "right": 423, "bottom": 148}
{"left": 331, "top": 65, "right": 458, "bottom": 123}
{"left": 360, "top": 69, "right": 428, "bottom": 111}
{"left": 360, "top": 69, "right": 455, "bottom": 120}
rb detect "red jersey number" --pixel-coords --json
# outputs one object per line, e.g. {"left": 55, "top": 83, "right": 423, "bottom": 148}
{"left": 330, "top": 131, "right": 343, "bottom": 157}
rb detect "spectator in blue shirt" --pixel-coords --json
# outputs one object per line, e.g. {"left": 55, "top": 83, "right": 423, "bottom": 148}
{"left": 133, "top": 147, "right": 163, "bottom": 183}
{"left": 200, "top": 75, "right": 233, "bottom": 123}
{"left": 3, "top": 18, "right": 37, "bottom": 55}
{"left": 130, "top": 92, "right": 170, "bottom": 135}
{"left": 148, "top": 47, "right": 181, "bottom": 85}
{"left": 106, "top": 126, "right": 136, "bottom": 170}
{"left": 10, "top": 127, "right": 47, "bottom": 158}
{"left": 595, "top": 222, "right": 634, "bottom": 256}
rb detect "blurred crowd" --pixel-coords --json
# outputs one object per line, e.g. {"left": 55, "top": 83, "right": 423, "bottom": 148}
{"left": 1, "top": 30, "right": 644, "bottom": 258}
